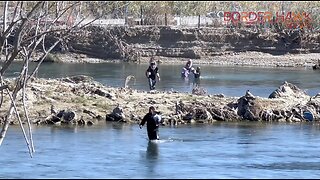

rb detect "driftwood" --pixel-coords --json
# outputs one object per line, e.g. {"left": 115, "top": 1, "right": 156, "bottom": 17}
{"left": 124, "top": 75, "right": 136, "bottom": 88}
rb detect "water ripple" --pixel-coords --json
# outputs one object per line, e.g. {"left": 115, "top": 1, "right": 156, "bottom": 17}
{"left": 247, "top": 162, "right": 320, "bottom": 170}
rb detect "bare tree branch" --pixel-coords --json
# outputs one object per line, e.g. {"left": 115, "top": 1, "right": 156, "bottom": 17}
{"left": 0, "top": 0, "right": 125, "bottom": 157}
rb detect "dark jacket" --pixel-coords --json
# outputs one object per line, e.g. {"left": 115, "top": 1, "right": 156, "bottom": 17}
{"left": 146, "top": 66, "right": 159, "bottom": 80}
{"left": 140, "top": 113, "right": 159, "bottom": 132}
{"left": 193, "top": 69, "right": 200, "bottom": 78}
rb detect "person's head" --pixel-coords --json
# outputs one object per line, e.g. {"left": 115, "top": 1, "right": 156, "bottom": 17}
{"left": 150, "top": 61, "right": 156, "bottom": 69}
{"left": 149, "top": 106, "right": 156, "bottom": 114}
{"left": 196, "top": 66, "right": 200, "bottom": 72}
{"left": 186, "top": 59, "right": 192, "bottom": 67}
{"left": 150, "top": 56, "right": 156, "bottom": 64}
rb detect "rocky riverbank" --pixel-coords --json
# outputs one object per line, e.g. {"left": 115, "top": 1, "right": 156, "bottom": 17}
{"left": 3, "top": 25, "right": 320, "bottom": 67}
{"left": 1, "top": 75, "right": 319, "bottom": 126}
{"left": 38, "top": 25, "right": 320, "bottom": 67}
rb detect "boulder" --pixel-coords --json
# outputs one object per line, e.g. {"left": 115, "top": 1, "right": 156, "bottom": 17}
{"left": 269, "top": 81, "right": 308, "bottom": 99}
{"left": 237, "top": 90, "right": 262, "bottom": 121}
{"left": 106, "top": 105, "right": 126, "bottom": 122}
{"left": 56, "top": 110, "right": 76, "bottom": 122}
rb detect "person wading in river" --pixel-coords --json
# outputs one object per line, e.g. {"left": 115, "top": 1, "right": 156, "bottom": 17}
{"left": 145, "top": 57, "right": 160, "bottom": 90}
{"left": 181, "top": 59, "right": 194, "bottom": 78}
{"left": 139, "top": 106, "right": 162, "bottom": 141}
{"left": 192, "top": 66, "right": 201, "bottom": 86}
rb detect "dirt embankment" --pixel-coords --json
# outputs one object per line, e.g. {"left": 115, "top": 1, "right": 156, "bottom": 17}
{"left": 46, "top": 26, "right": 320, "bottom": 66}
{"left": 1, "top": 75, "right": 319, "bottom": 126}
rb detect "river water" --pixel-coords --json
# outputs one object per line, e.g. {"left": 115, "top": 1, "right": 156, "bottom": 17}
{"left": 1, "top": 122, "right": 320, "bottom": 178}
{"left": 5, "top": 62, "right": 320, "bottom": 97}
{"left": 1, "top": 62, "right": 320, "bottom": 178}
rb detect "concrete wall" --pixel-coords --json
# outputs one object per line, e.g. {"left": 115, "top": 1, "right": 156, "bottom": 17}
{"left": 174, "top": 16, "right": 222, "bottom": 27}
{"left": 80, "top": 16, "right": 223, "bottom": 27}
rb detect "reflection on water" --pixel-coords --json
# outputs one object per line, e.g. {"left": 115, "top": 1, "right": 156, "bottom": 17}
{"left": 248, "top": 162, "right": 320, "bottom": 171}
{"left": 145, "top": 141, "right": 159, "bottom": 177}
{"left": 146, "top": 141, "right": 159, "bottom": 160}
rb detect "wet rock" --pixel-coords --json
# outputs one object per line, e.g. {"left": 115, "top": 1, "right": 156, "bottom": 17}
{"left": 236, "top": 90, "right": 262, "bottom": 121}
{"left": 61, "top": 75, "right": 93, "bottom": 84}
{"left": 190, "top": 119, "right": 196, "bottom": 124}
{"left": 106, "top": 105, "right": 126, "bottom": 122}
{"left": 56, "top": 110, "right": 76, "bottom": 122}
{"left": 87, "top": 120, "right": 94, "bottom": 126}
{"left": 77, "top": 119, "right": 86, "bottom": 125}
{"left": 182, "top": 113, "right": 193, "bottom": 121}
{"left": 39, "top": 114, "right": 61, "bottom": 125}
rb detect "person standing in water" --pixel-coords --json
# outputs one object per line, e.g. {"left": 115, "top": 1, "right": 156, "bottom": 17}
{"left": 193, "top": 66, "right": 201, "bottom": 79}
{"left": 139, "top": 106, "right": 162, "bottom": 141}
{"left": 181, "top": 59, "right": 194, "bottom": 78}
{"left": 192, "top": 66, "right": 201, "bottom": 86}
{"left": 145, "top": 57, "right": 160, "bottom": 90}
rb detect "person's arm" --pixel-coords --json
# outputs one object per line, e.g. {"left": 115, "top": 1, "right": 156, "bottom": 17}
{"left": 139, "top": 114, "right": 147, "bottom": 128}
{"left": 155, "top": 67, "right": 160, "bottom": 81}
{"left": 157, "top": 72, "right": 160, "bottom": 81}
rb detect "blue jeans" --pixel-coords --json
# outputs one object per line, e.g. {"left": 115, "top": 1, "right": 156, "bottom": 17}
{"left": 148, "top": 78, "right": 156, "bottom": 90}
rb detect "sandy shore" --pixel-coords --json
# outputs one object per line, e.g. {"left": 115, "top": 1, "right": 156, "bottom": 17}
{"left": 53, "top": 51, "right": 320, "bottom": 68}
{"left": 2, "top": 51, "right": 319, "bottom": 68}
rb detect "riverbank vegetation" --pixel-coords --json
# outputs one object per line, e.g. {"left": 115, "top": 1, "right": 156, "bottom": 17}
{"left": 20, "top": 2, "right": 318, "bottom": 24}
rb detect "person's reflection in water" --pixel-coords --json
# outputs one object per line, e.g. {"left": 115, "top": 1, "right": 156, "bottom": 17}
{"left": 144, "top": 141, "right": 159, "bottom": 176}
{"left": 146, "top": 141, "right": 159, "bottom": 160}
